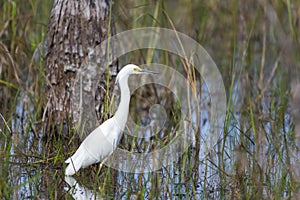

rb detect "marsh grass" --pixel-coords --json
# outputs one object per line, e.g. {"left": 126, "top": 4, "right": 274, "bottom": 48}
{"left": 0, "top": 0, "right": 300, "bottom": 199}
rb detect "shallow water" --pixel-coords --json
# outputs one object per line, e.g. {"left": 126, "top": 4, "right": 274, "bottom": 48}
{"left": 2, "top": 74, "right": 299, "bottom": 199}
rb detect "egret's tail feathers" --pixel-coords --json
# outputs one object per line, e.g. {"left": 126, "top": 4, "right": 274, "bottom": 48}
{"left": 65, "top": 157, "right": 71, "bottom": 163}
{"left": 65, "top": 157, "right": 81, "bottom": 176}
{"left": 64, "top": 144, "right": 97, "bottom": 175}
{"left": 65, "top": 161, "right": 79, "bottom": 176}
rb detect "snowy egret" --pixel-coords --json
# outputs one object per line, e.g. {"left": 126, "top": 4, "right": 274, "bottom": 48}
{"left": 65, "top": 64, "right": 159, "bottom": 176}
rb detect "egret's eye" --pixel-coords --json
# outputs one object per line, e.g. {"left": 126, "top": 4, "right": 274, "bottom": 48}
{"left": 133, "top": 67, "right": 140, "bottom": 72}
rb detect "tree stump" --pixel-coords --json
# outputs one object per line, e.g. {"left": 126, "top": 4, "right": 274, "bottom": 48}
{"left": 43, "top": 0, "right": 118, "bottom": 137}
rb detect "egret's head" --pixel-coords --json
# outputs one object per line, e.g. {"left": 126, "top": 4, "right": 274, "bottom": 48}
{"left": 116, "top": 64, "right": 159, "bottom": 84}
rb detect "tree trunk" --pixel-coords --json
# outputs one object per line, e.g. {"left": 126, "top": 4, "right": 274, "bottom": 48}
{"left": 43, "top": 0, "right": 117, "bottom": 137}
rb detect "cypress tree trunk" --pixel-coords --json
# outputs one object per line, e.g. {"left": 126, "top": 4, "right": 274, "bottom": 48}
{"left": 43, "top": 0, "right": 117, "bottom": 136}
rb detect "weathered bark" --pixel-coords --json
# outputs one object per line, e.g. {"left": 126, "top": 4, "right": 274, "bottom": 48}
{"left": 43, "top": 0, "right": 117, "bottom": 136}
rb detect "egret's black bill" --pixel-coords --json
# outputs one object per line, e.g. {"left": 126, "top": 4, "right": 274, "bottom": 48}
{"left": 140, "top": 69, "right": 160, "bottom": 74}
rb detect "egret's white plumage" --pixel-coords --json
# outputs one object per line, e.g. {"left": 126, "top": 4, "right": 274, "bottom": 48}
{"left": 65, "top": 64, "right": 158, "bottom": 176}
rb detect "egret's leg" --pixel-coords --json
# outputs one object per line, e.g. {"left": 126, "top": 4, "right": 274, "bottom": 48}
{"left": 96, "top": 163, "right": 103, "bottom": 175}
{"left": 96, "top": 157, "right": 109, "bottom": 175}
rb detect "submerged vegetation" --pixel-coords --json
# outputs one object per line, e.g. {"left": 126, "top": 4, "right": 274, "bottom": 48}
{"left": 0, "top": 0, "right": 300, "bottom": 199}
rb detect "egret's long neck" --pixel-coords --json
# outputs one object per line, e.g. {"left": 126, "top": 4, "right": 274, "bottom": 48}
{"left": 114, "top": 76, "right": 130, "bottom": 129}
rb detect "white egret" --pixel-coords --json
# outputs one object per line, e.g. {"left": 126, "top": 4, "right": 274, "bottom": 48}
{"left": 65, "top": 64, "right": 159, "bottom": 176}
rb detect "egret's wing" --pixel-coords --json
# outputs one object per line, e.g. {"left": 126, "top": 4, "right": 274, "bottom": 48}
{"left": 65, "top": 117, "right": 124, "bottom": 175}
{"left": 80, "top": 118, "right": 123, "bottom": 165}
